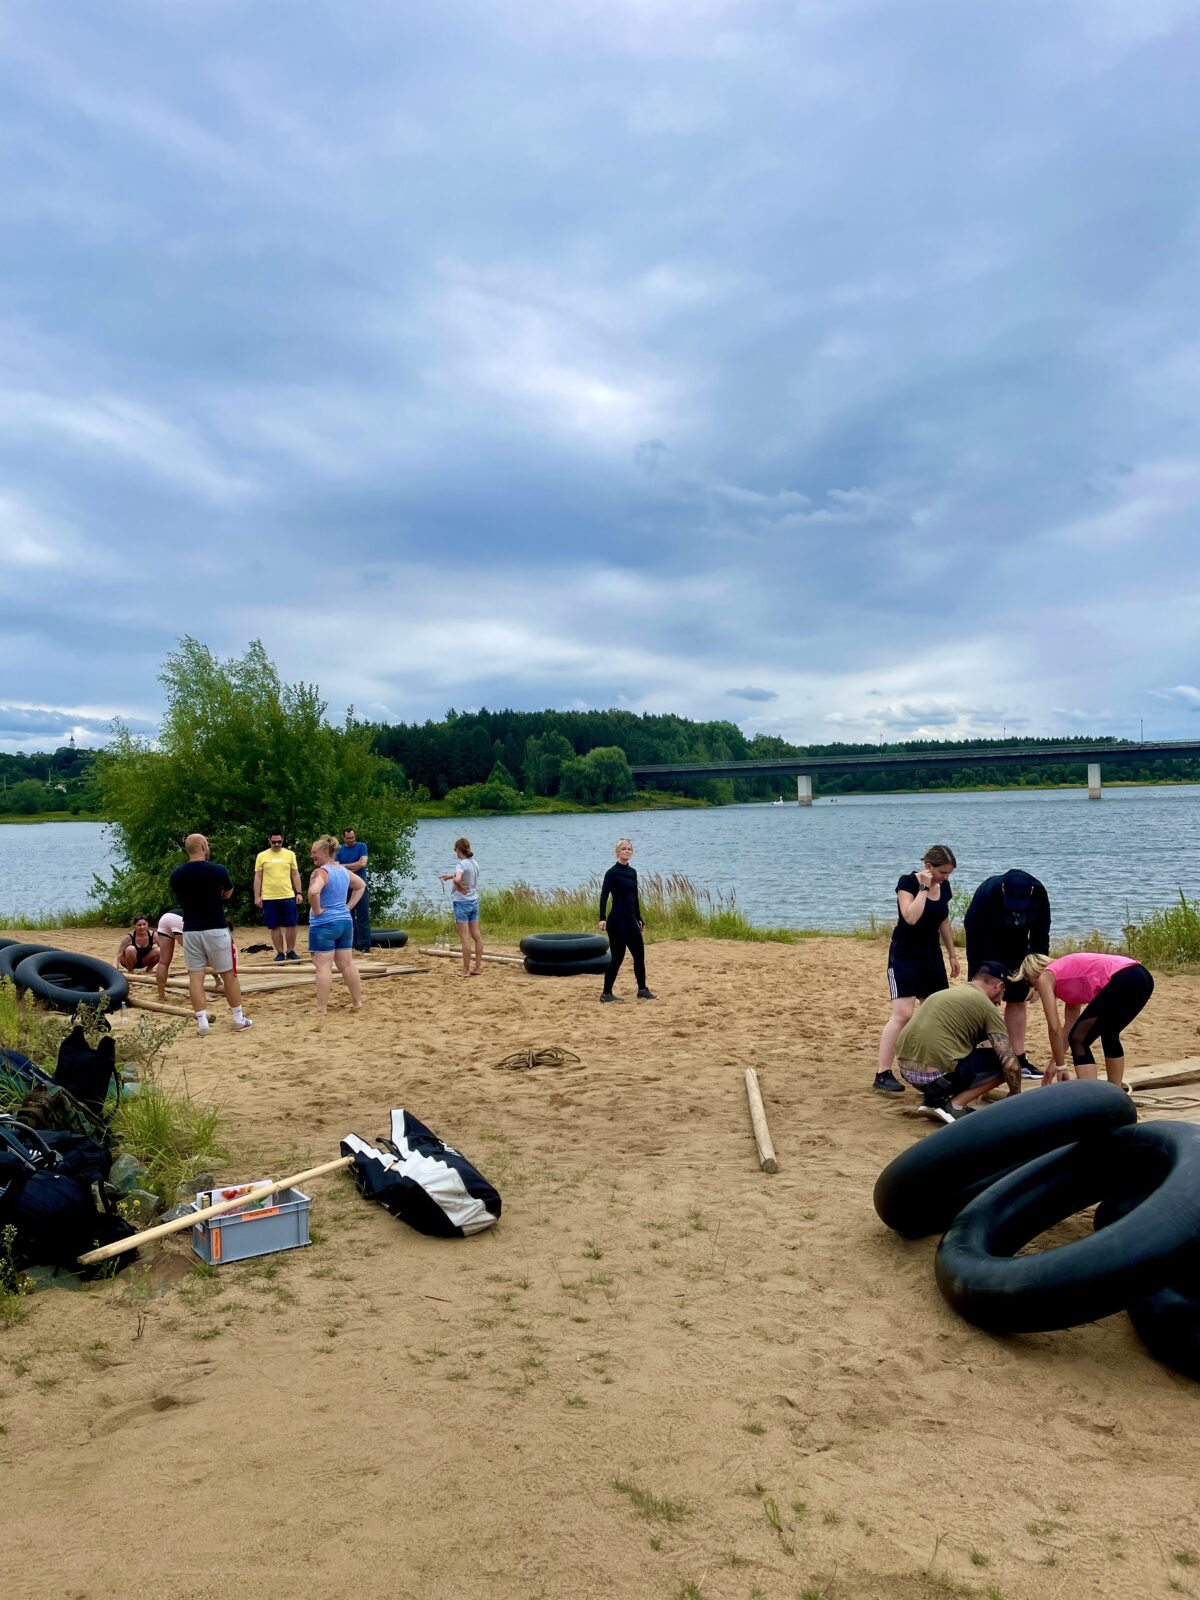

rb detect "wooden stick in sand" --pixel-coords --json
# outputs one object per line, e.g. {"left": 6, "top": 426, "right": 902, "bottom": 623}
{"left": 743, "top": 1067, "right": 778, "bottom": 1174}
{"left": 77, "top": 1155, "right": 356, "bottom": 1266}
{"left": 126, "top": 994, "right": 194, "bottom": 1018}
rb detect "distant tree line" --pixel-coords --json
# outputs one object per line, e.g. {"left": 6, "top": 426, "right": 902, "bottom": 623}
{"left": 366, "top": 715, "right": 1200, "bottom": 805}
{"left": 0, "top": 745, "right": 100, "bottom": 814}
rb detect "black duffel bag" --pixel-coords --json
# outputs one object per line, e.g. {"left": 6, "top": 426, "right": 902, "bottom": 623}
{"left": 0, "top": 1118, "right": 138, "bottom": 1277}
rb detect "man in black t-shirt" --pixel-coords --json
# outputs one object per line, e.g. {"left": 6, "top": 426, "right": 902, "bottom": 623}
{"left": 963, "top": 869, "right": 1050, "bottom": 1076}
{"left": 168, "top": 834, "right": 253, "bottom": 1036}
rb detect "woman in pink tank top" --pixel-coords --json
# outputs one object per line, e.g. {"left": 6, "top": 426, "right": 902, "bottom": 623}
{"left": 1014, "top": 950, "right": 1153, "bottom": 1089}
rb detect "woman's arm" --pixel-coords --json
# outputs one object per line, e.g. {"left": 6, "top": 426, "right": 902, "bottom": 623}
{"left": 633, "top": 874, "right": 644, "bottom": 928}
{"left": 346, "top": 875, "right": 365, "bottom": 912}
{"left": 940, "top": 919, "right": 960, "bottom": 978}
{"left": 598, "top": 867, "right": 614, "bottom": 927}
{"left": 1036, "top": 974, "right": 1068, "bottom": 1069}
{"left": 308, "top": 867, "right": 328, "bottom": 914}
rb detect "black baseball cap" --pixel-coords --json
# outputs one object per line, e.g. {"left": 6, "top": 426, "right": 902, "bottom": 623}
{"left": 972, "top": 958, "right": 1010, "bottom": 981}
{"left": 1001, "top": 871, "right": 1035, "bottom": 911}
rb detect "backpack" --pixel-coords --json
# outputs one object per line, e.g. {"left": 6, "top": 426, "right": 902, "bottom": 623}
{"left": 0, "top": 1118, "right": 138, "bottom": 1278}
{"left": 0, "top": 1029, "right": 119, "bottom": 1145}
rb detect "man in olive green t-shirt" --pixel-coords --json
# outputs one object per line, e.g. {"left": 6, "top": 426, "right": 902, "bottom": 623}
{"left": 895, "top": 959, "right": 1020, "bottom": 1124}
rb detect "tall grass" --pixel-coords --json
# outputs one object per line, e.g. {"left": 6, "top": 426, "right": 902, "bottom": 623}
{"left": 111, "top": 1086, "right": 227, "bottom": 1207}
{"left": 396, "top": 873, "right": 832, "bottom": 945}
{"left": 1124, "top": 892, "right": 1200, "bottom": 972}
{"left": 0, "top": 907, "right": 109, "bottom": 929}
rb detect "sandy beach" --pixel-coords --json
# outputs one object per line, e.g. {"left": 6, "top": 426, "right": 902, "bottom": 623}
{"left": 3, "top": 928, "right": 1199, "bottom": 1600}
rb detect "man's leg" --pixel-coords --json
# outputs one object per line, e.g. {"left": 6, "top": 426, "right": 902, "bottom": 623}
{"left": 353, "top": 891, "right": 371, "bottom": 952}
{"left": 265, "top": 904, "right": 285, "bottom": 957}
{"left": 206, "top": 932, "right": 249, "bottom": 1028}
{"left": 284, "top": 916, "right": 298, "bottom": 954}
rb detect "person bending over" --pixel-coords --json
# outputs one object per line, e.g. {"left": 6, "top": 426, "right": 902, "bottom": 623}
{"left": 894, "top": 959, "right": 1021, "bottom": 1124}
{"left": 874, "top": 844, "right": 959, "bottom": 1095}
{"left": 1016, "top": 951, "right": 1154, "bottom": 1090}
{"left": 598, "top": 838, "right": 655, "bottom": 1002}
{"left": 117, "top": 915, "right": 160, "bottom": 974}
{"left": 963, "top": 868, "right": 1051, "bottom": 1077}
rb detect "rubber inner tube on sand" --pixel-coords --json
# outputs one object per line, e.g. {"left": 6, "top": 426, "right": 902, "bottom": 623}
{"left": 0, "top": 942, "right": 60, "bottom": 982}
{"left": 369, "top": 930, "right": 409, "bottom": 949}
{"left": 523, "top": 955, "right": 612, "bottom": 978}
{"left": 13, "top": 950, "right": 129, "bottom": 1012}
{"left": 519, "top": 932, "right": 610, "bottom": 961}
{"left": 873, "top": 1080, "right": 1136, "bottom": 1238}
{"left": 934, "top": 1121, "right": 1200, "bottom": 1334}
{"left": 1095, "top": 1182, "right": 1200, "bottom": 1380}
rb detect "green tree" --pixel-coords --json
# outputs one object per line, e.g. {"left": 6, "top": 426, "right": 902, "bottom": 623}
{"left": 93, "top": 638, "right": 416, "bottom": 921}
{"left": 559, "top": 746, "right": 635, "bottom": 805}
{"left": 4, "top": 779, "right": 52, "bottom": 815}
{"left": 487, "top": 760, "right": 517, "bottom": 790}
{"left": 523, "top": 732, "right": 576, "bottom": 795}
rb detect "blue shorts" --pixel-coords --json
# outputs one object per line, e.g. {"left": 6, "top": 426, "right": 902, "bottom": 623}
{"left": 263, "top": 897, "right": 298, "bottom": 929}
{"left": 309, "top": 918, "right": 353, "bottom": 953}
{"left": 452, "top": 898, "right": 479, "bottom": 924}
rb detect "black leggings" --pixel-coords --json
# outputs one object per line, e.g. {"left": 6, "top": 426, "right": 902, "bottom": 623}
{"left": 604, "top": 923, "right": 646, "bottom": 993}
{"left": 1068, "top": 965, "right": 1154, "bottom": 1064}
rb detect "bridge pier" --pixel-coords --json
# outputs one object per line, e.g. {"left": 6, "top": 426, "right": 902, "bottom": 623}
{"left": 1088, "top": 762, "right": 1102, "bottom": 800}
{"left": 796, "top": 775, "right": 813, "bottom": 807}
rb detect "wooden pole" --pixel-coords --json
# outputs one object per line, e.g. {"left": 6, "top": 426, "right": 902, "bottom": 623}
{"left": 743, "top": 1067, "right": 778, "bottom": 1173}
{"left": 418, "top": 947, "right": 525, "bottom": 966}
{"left": 77, "top": 1155, "right": 356, "bottom": 1266}
{"left": 126, "top": 994, "right": 194, "bottom": 1018}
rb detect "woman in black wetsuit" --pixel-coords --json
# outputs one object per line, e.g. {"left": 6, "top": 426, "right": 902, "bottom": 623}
{"left": 873, "top": 843, "right": 959, "bottom": 1094}
{"left": 598, "top": 838, "right": 656, "bottom": 1002}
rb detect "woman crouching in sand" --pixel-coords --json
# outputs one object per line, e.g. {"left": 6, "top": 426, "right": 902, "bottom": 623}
{"left": 307, "top": 834, "right": 365, "bottom": 1014}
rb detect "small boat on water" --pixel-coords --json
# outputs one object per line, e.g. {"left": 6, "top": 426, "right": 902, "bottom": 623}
{"left": 772, "top": 797, "right": 786, "bottom": 806}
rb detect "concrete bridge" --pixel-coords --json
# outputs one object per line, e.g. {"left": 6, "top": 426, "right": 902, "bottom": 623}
{"left": 629, "top": 739, "right": 1200, "bottom": 805}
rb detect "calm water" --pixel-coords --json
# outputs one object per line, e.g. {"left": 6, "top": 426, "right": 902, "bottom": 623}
{"left": 3, "top": 786, "right": 1199, "bottom": 935}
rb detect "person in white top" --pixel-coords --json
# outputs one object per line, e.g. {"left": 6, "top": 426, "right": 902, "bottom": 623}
{"left": 440, "top": 836, "right": 482, "bottom": 977}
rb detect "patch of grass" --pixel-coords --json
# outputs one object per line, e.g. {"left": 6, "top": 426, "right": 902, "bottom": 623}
{"left": 582, "top": 1240, "right": 604, "bottom": 1259}
{"left": 612, "top": 1475, "right": 689, "bottom": 1523}
{"left": 743, "top": 1421, "right": 765, "bottom": 1436}
{"left": 110, "top": 1083, "right": 227, "bottom": 1208}
{"left": 1124, "top": 893, "right": 1200, "bottom": 971}
{"left": 678, "top": 1584, "right": 704, "bottom": 1600}
{"left": 822, "top": 1510, "right": 840, "bottom": 1526}
{"left": 565, "top": 1395, "right": 587, "bottom": 1408}
{"left": 1175, "top": 1551, "right": 1198, "bottom": 1567}
{"left": 0, "top": 1224, "right": 33, "bottom": 1328}
{"left": 970, "top": 1550, "right": 990, "bottom": 1567}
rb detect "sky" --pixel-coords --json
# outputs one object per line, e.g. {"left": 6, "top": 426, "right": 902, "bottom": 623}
{"left": 2, "top": 0, "right": 1199, "bottom": 754}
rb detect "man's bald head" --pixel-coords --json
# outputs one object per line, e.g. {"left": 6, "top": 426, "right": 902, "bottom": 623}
{"left": 185, "top": 833, "right": 209, "bottom": 858}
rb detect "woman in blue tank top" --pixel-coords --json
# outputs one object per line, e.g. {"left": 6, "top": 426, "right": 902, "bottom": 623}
{"left": 307, "top": 833, "right": 365, "bottom": 1014}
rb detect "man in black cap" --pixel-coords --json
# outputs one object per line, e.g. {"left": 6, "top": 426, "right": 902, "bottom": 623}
{"left": 963, "top": 868, "right": 1051, "bottom": 1077}
{"left": 893, "top": 959, "right": 1022, "bottom": 1124}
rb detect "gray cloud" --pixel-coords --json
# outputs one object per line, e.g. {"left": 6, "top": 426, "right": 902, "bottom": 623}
{"left": 726, "top": 686, "right": 778, "bottom": 703}
{"left": 0, "top": 1, "right": 1197, "bottom": 749}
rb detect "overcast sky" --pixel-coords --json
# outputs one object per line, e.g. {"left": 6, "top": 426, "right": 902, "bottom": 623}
{"left": 2, "top": 0, "right": 1198, "bottom": 754}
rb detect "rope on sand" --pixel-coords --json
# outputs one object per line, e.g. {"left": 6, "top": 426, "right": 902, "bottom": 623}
{"left": 492, "top": 1046, "right": 582, "bottom": 1073}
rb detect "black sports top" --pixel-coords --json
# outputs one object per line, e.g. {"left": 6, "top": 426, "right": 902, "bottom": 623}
{"left": 889, "top": 873, "right": 950, "bottom": 961}
{"left": 599, "top": 863, "right": 643, "bottom": 928}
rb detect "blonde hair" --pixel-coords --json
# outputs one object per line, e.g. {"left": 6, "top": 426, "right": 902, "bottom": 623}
{"left": 1014, "top": 952, "right": 1051, "bottom": 985}
{"left": 312, "top": 833, "right": 339, "bottom": 860}
{"left": 454, "top": 837, "right": 473, "bottom": 857}
{"left": 614, "top": 837, "right": 633, "bottom": 855}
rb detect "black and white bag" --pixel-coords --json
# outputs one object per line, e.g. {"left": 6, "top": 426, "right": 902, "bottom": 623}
{"left": 341, "top": 1110, "right": 500, "bottom": 1238}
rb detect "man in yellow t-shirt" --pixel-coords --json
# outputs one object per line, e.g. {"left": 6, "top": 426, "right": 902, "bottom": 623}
{"left": 253, "top": 831, "right": 303, "bottom": 960}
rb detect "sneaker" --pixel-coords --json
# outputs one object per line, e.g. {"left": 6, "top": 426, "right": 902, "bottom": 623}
{"left": 1018, "top": 1055, "right": 1041, "bottom": 1079}
{"left": 873, "top": 1071, "right": 906, "bottom": 1095}
{"left": 917, "top": 1096, "right": 970, "bottom": 1125}
{"left": 286, "top": 951, "right": 300, "bottom": 962}
{"left": 273, "top": 953, "right": 286, "bottom": 964}
{"left": 599, "top": 992, "right": 617, "bottom": 1003}
{"left": 636, "top": 987, "right": 657, "bottom": 1000}
{"left": 233, "top": 1017, "right": 254, "bottom": 1032}
{"left": 196, "top": 1017, "right": 210, "bottom": 1037}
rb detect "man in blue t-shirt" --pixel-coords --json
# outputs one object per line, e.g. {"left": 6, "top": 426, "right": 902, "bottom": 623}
{"left": 336, "top": 827, "right": 371, "bottom": 952}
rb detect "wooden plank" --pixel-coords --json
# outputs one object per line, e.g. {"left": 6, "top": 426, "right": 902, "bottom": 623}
{"left": 418, "top": 947, "right": 525, "bottom": 966}
{"left": 127, "top": 994, "right": 194, "bottom": 1018}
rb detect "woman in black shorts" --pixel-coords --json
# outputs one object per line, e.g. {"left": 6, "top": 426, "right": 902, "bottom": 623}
{"left": 873, "top": 844, "right": 959, "bottom": 1094}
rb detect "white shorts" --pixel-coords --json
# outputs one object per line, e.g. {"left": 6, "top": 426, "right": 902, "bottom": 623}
{"left": 157, "top": 912, "right": 184, "bottom": 939}
{"left": 182, "top": 928, "right": 234, "bottom": 973}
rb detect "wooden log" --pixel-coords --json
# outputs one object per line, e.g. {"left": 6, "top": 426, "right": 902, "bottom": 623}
{"left": 743, "top": 1067, "right": 778, "bottom": 1174}
{"left": 418, "top": 947, "right": 525, "bottom": 966}
{"left": 126, "top": 994, "right": 194, "bottom": 1018}
{"left": 77, "top": 1155, "right": 355, "bottom": 1266}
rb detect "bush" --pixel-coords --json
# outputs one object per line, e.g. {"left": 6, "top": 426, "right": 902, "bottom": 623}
{"left": 1124, "top": 892, "right": 1200, "bottom": 972}
{"left": 4, "top": 779, "right": 53, "bottom": 815}
{"left": 559, "top": 746, "right": 635, "bottom": 805}
{"left": 443, "top": 780, "right": 525, "bottom": 813}
{"left": 92, "top": 638, "right": 416, "bottom": 922}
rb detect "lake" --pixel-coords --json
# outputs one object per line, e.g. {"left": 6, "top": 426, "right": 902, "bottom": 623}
{"left": 2, "top": 785, "right": 1198, "bottom": 936}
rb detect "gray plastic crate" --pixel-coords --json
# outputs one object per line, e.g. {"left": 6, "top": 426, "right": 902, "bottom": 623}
{"left": 190, "top": 1187, "right": 311, "bottom": 1265}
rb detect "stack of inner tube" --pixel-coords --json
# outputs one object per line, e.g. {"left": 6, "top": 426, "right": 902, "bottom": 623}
{"left": 0, "top": 938, "right": 128, "bottom": 1012}
{"left": 873, "top": 1081, "right": 1200, "bottom": 1379}
{"left": 519, "top": 932, "right": 611, "bottom": 978}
